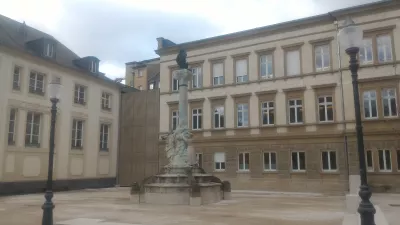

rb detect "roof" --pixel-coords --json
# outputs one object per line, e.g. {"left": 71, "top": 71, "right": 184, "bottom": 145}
{"left": 155, "top": 0, "right": 397, "bottom": 55}
{"left": 125, "top": 57, "right": 160, "bottom": 66}
{"left": 0, "top": 14, "right": 123, "bottom": 88}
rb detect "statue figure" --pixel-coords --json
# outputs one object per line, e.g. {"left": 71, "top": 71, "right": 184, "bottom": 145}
{"left": 176, "top": 49, "right": 188, "bottom": 69}
{"left": 165, "top": 124, "right": 192, "bottom": 168}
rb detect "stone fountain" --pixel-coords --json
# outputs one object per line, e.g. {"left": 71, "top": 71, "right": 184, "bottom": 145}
{"left": 130, "top": 49, "right": 230, "bottom": 205}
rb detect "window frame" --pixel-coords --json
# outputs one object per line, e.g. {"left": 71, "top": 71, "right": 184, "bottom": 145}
{"left": 213, "top": 105, "right": 225, "bottom": 129}
{"left": 210, "top": 96, "right": 227, "bottom": 130}
{"left": 261, "top": 101, "right": 275, "bottom": 126}
{"left": 74, "top": 84, "right": 87, "bottom": 105}
{"left": 171, "top": 69, "right": 179, "bottom": 92}
{"left": 101, "top": 92, "right": 112, "bottom": 111}
{"left": 89, "top": 60, "right": 97, "bottom": 73}
{"left": 195, "top": 153, "right": 203, "bottom": 168}
{"left": 25, "top": 111, "right": 41, "bottom": 147}
{"left": 236, "top": 103, "right": 249, "bottom": 128}
{"left": 288, "top": 98, "right": 303, "bottom": 124}
{"left": 378, "top": 149, "right": 392, "bottom": 172}
{"left": 362, "top": 90, "right": 378, "bottom": 119}
{"left": 256, "top": 48, "right": 275, "bottom": 80}
{"left": 99, "top": 123, "right": 110, "bottom": 151}
{"left": 263, "top": 151, "right": 277, "bottom": 171}
{"left": 211, "top": 60, "right": 225, "bottom": 86}
{"left": 283, "top": 43, "right": 303, "bottom": 77}
{"left": 44, "top": 43, "right": 54, "bottom": 57}
{"left": 317, "top": 95, "right": 334, "bottom": 122}
{"left": 232, "top": 53, "right": 250, "bottom": 84}
{"left": 366, "top": 150, "right": 374, "bottom": 172}
{"left": 12, "top": 65, "right": 21, "bottom": 91}
{"left": 214, "top": 152, "right": 226, "bottom": 171}
{"left": 362, "top": 27, "right": 395, "bottom": 65}
{"left": 238, "top": 152, "right": 250, "bottom": 172}
{"left": 190, "top": 66, "right": 203, "bottom": 89}
{"left": 321, "top": 150, "right": 338, "bottom": 172}
{"left": 191, "top": 108, "right": 202, "bottom": 130}
{"left": 381, "top": 88, "right": 398, "bottom": 118}
{"left": 71, "top": 119, "right": 84, "bottom": 149}
{"left": 8, "top": 108, "right": 17, "bottom": 145}
{"left": 29, "top": 71, "right": 45, "bottom": 95}
{"left": 291, "top": 151, "right": 306, "bottom": 172}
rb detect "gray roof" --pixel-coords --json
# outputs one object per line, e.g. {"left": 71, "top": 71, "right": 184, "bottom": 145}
{"left": 0, "top": 14, "right": 123, "bottom": 88}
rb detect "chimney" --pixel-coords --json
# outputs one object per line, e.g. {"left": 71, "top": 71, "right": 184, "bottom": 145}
{"left": 156, "top": 37, "right": 164, "bottom": 50}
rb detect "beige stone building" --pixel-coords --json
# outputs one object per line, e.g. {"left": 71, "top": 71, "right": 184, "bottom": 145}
{"left": 157, "top": 1, "right": 400, "bottom": 193}
{"left": 125, "top": 58, "right": 160, "bottom": 90}
{"left": 0, "top": 15, "right": 121, "bottom": 194}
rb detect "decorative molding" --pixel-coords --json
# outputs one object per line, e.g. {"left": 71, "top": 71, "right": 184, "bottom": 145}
{"left": 255, "top": 90, "right": 278, "bottom": 96}
{"left": 231, "top": 92, "right": 252, "bottom": 98}
{"left": 166, "top": 100, "right": 179, "bottom": 106}
{"left": 231, "top": 52, "right": 251, "bottom": 58}
{"left": 188, "top": 60, "right": 205, "bottom": 65}
{"left": 281, "top": 42, "right": 304, "bottom": 49}
{"left": 358, "top": 75, "right": 400, "bottom": 83}
{"left": 208, "top": 95, "right": 227, "bottom": 101}
{"left": 188, "top": 98, "right": 205, "bottom": 103}
{"left": 363, "top": 24, "right": 396, "bottom": 34}
{"left": 254, "top": 47, "right": 276, "bottom": 54}
{"left": 282, "top": 86, "right": 306, "bottom": 92}
{"left": 208, "top": 56, "right": 227, "bottom": 62}
{"left": 311, "top": 83, "right": 337, "bottom": 89}
{"left": 308, "top": 36, "right": 335, "bottom": 44}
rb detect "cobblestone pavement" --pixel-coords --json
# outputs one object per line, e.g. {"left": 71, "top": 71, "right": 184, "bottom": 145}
{"left": 0, "top": 188, "right": 346, "bottom": 225}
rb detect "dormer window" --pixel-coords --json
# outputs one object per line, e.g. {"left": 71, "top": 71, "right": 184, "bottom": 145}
{"left": 89, "top": 61, "right": 97, "bottom": 73}
{"left": 44, "top": 43, "right": 54, "bottom": 57}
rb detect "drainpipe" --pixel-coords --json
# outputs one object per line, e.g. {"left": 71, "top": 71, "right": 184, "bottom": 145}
{"left": 329, "top": 13, "right": 350, "bottom": 191}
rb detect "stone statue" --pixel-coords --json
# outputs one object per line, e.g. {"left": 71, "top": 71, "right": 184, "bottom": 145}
{"left": 176, "top": 49, "right": 188, "bottom": 69}
{"left": 165, "top": 124, "right": 192, "bottom": 168}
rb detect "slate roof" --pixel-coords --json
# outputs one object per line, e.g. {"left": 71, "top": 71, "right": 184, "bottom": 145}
{"left": 0, "top": 14, "right": 123, "bottom": 88}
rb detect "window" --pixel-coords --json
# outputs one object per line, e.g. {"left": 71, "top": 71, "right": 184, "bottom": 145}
{"left": 149, "top": 83, "right": 154, "bottom": 90}
{"left": 237, "top": 103, "right": 249, "bottom": 127}
{"left": 212, "top": 63, "right": 224, "bottom": 86}
{"left": 263, "top": 152, "right": 277, "bottom": 171}
{"left": 71, "top": 119, "right": 84, "bottom": 149}
{"left": 318, "top": 96, "right": 333, "bottom": 122}
{"left": 261, "top": 101, "right": 274, "bottom": 125}
{"left": 214, "top": 152, "right": 226, "bottom": 171}
{"left": 377, "top": 34, "right": 393, "bottom": 63}
{"left": 260, "top": 54, "right": 273, "bottom": 79}
{"left": 101, "top": 92, "right": 111, "bottom": 110}
{"left": 191, "top": 67, "right": 202, "bottom": 89}
{"left": 192, "top": 108, "right": 202, "bottom": 130}
{"left": 291, "top": 151, "right": 306, "bottom": 171}
{"left": 315, "top": 44, "right": 330, "bottom": 71}
{"left": 238, "top": 152, "right": 250, "bottom": 171}
{"left": 89, "top": 61, "right": 97, "bottom": 73}
{"left": 382, "top": 88, "right": 397, "bottom": 117}
{"left": 13, "top": 66, "right": 21, "bottom": 90}
{"left": 99, "top": 124, "right": 109, "bottom": 151}
{"left": 138, "top": 70, "right": 143, "bottom": 77}
{"left": 138, "top": 85, "right": 143, "bottom": 90}
{"left": 235, "top": 59, "right": 248, "bottom": 83}
{"left": 44, "top": 43, "right": 54, "bottom": 57}
{"left": 74, "top": 84, "right": 86, "bottom": 105}
{"left": 172, "top": 70, "right": 179, "bottom": 91}
{"left": 25, "top": 112, "right": 41, "bottom": 147}
{"left": 29, "top": 71, "right": 45, "bottom": 95}
{"left": 214, "top": 106, "right": 225, "bottom": 129}
{"left": 286, "top": 50, "right": 300, "bottom": 76}
{"left": 196, "top": 153, "right": 203, "bottom": 168}
{"left": 360, "top": 38, "right": 373, "bottom": 64}
{"left": 172, "top": 110, "right": 179, "bottom": 130}
{"left": 363, "top": 91, "right": 378, "bottom": 119}
{"left": 378, "top": 149, "right": 391, "bottom": 172}
{"left": 397, "top": 150, "right": 400, "bottom": 170}
{"left": 321, "top": 150, "right": 337, "bottom": 171}
{"left": 366, "top": 150, "right": 374, "bottom": 172}
{"left": 8, "top": 109, "right": 17, "bottom": 145}
{"left": 289, "top": 99, "right": 303, "bottom": 124}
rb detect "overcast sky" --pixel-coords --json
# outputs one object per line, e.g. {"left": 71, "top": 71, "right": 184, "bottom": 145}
{"left": 0, "top": 0, "right": 381, "bottom": 80}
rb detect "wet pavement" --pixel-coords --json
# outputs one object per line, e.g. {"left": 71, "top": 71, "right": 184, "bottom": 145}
{"left": 0, "top": 188, "right": 347, "bottom": 225}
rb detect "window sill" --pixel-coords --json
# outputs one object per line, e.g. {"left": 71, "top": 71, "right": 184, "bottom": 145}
{"left": 288, "top": 123, "right": 305, "bottom": 126}
{"left": 191, "top": 129, "right": 203, "bottom": 132}
{"left": 234, "top": 126, "right": 249, "bottom": 129}
{"left": 317, "top": 121, "right": 335, "bottom": 125}
{"left": 263, "top": 170, "right": 278, "bottom": 173}
{"left": 25, "top": 144, "right": 41, "bottom": 148}
{"left": 28, "top": 91, "right": 45, "bottom": 96}
{"left": 237, "top": 170, "right": 250, "bottom": 173}
{"left": 321, "top": 170, "right": 340, "bottom": 174}
{"left": 71, "top": 146, "right": 83, "bottom": 150}
{"left": 213, "top": 170, "right": 226, "bottom": 173}
{"left": 290, "top": 170, "right": 306, "bottom": 174}
{"left": 260, "top": 124, "right": 276, "bottom": 128}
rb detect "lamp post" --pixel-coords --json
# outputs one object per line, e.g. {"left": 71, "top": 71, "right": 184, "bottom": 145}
{"left": 42, "top": 78, "right": 61, "bottom": 225}
{"left": 339, "top": 17, "right": 376, "bottom": 225}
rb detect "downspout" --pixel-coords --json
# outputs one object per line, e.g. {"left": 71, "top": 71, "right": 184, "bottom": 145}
{"left": 116, "top": 89, "right": 123, "bottom": 186}
{"left": 329, "top": 13, "right": 350, "bottom": 191}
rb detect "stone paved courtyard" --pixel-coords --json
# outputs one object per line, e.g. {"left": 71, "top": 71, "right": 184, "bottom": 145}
{"left": 0, "top": 188, "right": 348, "bottom": 225}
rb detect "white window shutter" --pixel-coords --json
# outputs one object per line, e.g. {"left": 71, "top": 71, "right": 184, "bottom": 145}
{"left": 286, "top": 50, "right": 300, "bottom": 76}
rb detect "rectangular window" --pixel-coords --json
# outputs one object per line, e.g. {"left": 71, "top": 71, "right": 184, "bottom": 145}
{"left": 366, "top": 150, "right": 374, "bottom": 172}
{"left": 382, "top": 88, "right": 397, "bottom": 117}
{"left": 101, "top": 92, "right": 111, "bottom": 110}
{"left": 71, "top": 119, "right": 84, "bottom": 149}
{"left": 25, "top": 112, "right": 41, "bottom": 147}
{"left": 291, "top": 151, "right": 306, "bottom": 171}
{"left": 172, "top": 110, "right": 179, "bottom": 130}
{"left": 289, "top": 99, "right": 303, "bottom": 124}
{"left": 214, "top": 106, "right": 225, "bottom": 129}
{"left": 99, "top": 124, "right": 109, "bottom": 151}
{"left": 45, "top": 43, "right": 54, "bottom": 57}
{"left": 13, "top": 66, "right": 21, "bottom": 90}
{"left": 89, "top": 61, "right": 97, "bottom": 73}
{"left": 214, "top": 152, "right": 226, "bottom": 171}
{"left": 318, "top": 96, "right": 333, "bottom": 122}
{"left": 29, "top": 71, "right": 45, "bottom": 95}
{"left": 138, "top": 70, "right": 143, "bottom": 77}
{"left": 286, "top": 50, "right": 300, "bottom": 76}
{"left": 363, "top": 91, "right": 378, "bottom": 119}
{"left": 238, "top": 152, "right": 250, "bottom": 171}
{"left": 172, "top": 70, "right": 179, "bottom": 91}
{"left": 212, "top": 63, "right": 224, "bottom": 86}
{"left": 191, "top": 67, "right": 202, "bottom": 89}
{"left": 360, "top": 38, "right": 373, "bottom": 64}
{"left": 235, "top": 59, "right": 248, "bottom": 83}
{"left": 149, "top": 83, "right": 154, "bottom": 90}
{"left": 8, "top": 108, "right": 17, "bottom": 145}
{"left": 378, "top": 149, "right": 391, "bottom": 172}
{"left": 377, "top": 34, "right": 393, "bottom": 63}
{"left": 321, "top": 150, "right": 337, "bottom": 171}
{"left": 74, "top": 84, "right": 86, "bottom": 105}
{"left": 237, "top": 103, "right": 249, "bottom": 127}
{"left": 192, "top": 108, "right": 202, "bottom": 130}
{"left": 260, "top": 54, "right": 273, "bottom": 79}
{"left": 196, "top": 153, "right": 203, "bottom": 168}
{"left": 315, "top": 44, "right": 330, "bottom": 71}
{"left": 261, "top": 101, "right": 274, "bottom": 125}
{"left": 263, "top": 152, "right": 277, "bottom": 171}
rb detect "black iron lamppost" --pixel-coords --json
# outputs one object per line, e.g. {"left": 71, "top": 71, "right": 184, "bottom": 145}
{"left": 339, "top": 17, "right": 376, "bottom": 225}
{"left": 42, "top": 78, "right": 61, "bottom": 225}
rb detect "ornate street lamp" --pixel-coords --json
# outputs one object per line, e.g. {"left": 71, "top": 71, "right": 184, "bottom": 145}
{"left": 339, "top": 17, "right": 376, "bottom": 225}
{"left": 42, "top": 78, "right": 61, "bottom": 225}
